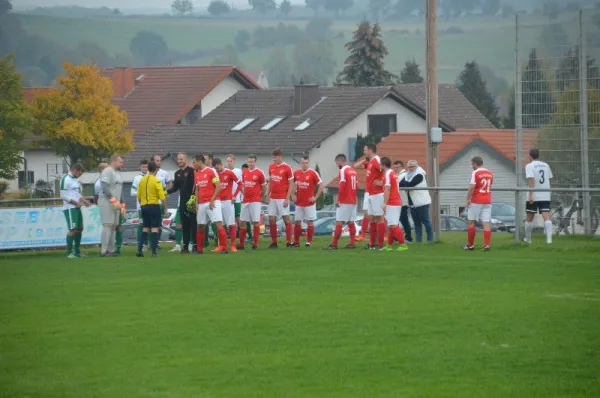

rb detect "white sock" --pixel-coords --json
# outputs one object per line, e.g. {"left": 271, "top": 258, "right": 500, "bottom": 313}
{"left": 544, "top": 220, "right": 553, "bottom": 241}
{"left": 525, "top": 221, "right": 533, "bottom": 241}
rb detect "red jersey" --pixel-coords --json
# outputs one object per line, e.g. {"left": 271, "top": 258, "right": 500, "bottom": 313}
{"left": 195, "top": 167, "right": 219, "bottom": 203}
{"left": 384, "top": 169, "right": 402, "bottom": 206}
{"left": 218, "top": 169, "right": 241, "bottom": 201}
{"left": 470, "top": 167, "right": 494, "bottom": 204}
{"left": 268, "top": 162, "right": 293, "bottom": 200}
{"left": 293, "top": 168, "right": 322, "bottom": 207}
{"left": 338, "top": 165, "right": 358, "bottom": 205}
{"left": 365, "top": 156, "right": 384, "bottom": 195}
{"left": 242, "top": 168, "right": 266, "bottom": 203}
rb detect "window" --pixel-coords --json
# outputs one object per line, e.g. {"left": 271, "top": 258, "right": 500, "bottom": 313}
{"left": 368, "top": 114, "right": 397, "bottom": 136}
{"left": 294, "top": 118, "right": 313, "bottom": 131}
{"left": 260, "top": 117, "right": 285, "bottom": 131}
{"left": 18, "top": 171, "right": 34, "bottom": 188}
{"left": 231, "top": 118, "right": 256, "bottom": 131}
{"left": 347, "top": 137, "right": 357, "bottom": 161}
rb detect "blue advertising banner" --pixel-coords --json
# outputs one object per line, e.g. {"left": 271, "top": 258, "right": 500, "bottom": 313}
{"left": 0, "top": 206, "right": 103, "bottom": 249}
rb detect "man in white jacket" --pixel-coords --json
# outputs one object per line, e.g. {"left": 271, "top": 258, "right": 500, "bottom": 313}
{"left": 399, "top": 160, "right": 433, "bottom": 243}
{"left": 393, "top": 160, "right": 413, "bottom": 243}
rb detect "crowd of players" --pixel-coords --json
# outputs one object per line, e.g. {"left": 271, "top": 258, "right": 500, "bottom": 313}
{"left": 59, "top": 143, "right": 554, "bottom": 258}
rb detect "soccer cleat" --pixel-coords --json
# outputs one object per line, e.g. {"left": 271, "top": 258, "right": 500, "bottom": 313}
{"left": 355, "top": 235, "right": 366, "bottom": 242}
{"left": 251, "top": 245, "right": 257, "bottom": 251}
{"left": 381, "top": 246, "right": 393, "bottom": 252}
{"left": 67, "top": 253, "right": 77, "bottom": 259}
{"left": 142, "top": 245, "right": 149, "bottom": 252}
{"left": 286, "top": 243, "right": 293, "bottom": 248}
{"left": 99, "top": 252, "right": 111, "bottom": 257}
{"left": 211, "top": 246, "right": 225, "bottom": 253}
{"left": 522, "top": 238, "right": 532, "bottom": 244}
{"left": 305, "top": 242, "right": 311, "bottom": 248}
{"left": 343, "top": 244, "right": 356, "bottom": 249}
{"left": 151, "top": 252, "right": 158, "bottom": 257}
{"left": 230, "top": 246, "right": 238, "bottom": 253}
{"left": 463, "top": 245, "right": 475, "bottom": 251}
{"left": 546, "top": 237, "right": 552, "bottom": 245}
{"left": 396, "top": 244, "right": 409, "bottom": 252}
{"left": 73, "top": 253, "right": 86, "bottom": 258}
{"left": 181, "top": 248, "right": 190, "bottom": 254}
{"left": 483, "top": 246, "right": 491, "bottom": 252}
{"left": 268, "top": 243, "right": 278, "bottom": 249}
{"left": 291, "top": 243, "right": 301, "bottom": 248}
{"left": 136, "top": 251, "right": 144, "bottom": 257}
{"left": 170, "top": 244, "right": 181, "bottom": 252}
{"left": 236, "top": 244, "right": 245, "bottom": 251}
{"left": 370, "top": 246, "right": 380, "bottom": 250}
{"left": 326, "top": 244, "right": 338, "bottom": 250}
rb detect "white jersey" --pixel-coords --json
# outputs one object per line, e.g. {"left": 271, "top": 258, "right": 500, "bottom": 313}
{"left": 525, "top": 160, "right": 553, "bottom": 202}
{"left": 131, "top": 172, "right": 146, "bottom": 210}
{"left": 156, "top": 168, "right": 171, "bottom": 190}
{"left": 94, "top": 178, "right": 102, "bottom": 197}
{"left": 60, "top": 173, "right": 82, "bottom": 210}
{"left": 232, "top": 167, "right": 243, "bottom": 202}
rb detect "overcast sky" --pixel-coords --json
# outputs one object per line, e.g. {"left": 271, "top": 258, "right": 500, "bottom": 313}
{"left": 13, "top": 0, "right": 294, "bottom": 10}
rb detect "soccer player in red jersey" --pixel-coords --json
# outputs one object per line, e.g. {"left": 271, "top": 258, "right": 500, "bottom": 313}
{"left": 361, "top": 144, "right": 386, "bottom": 249}
{"left": 238, "top": 155, "right": 267, "bottom": 251}
{"left": 266, "top": 148, "right": 294, "bottom": 248}
{"left": 353, "top": 157, "right": 370, "bottom": 242}
{"left": 292, "top": 155, "right": 324, "bottom": 248}
{"left": 213, "top": 157, "right": 242, "bottom": 252}
{"left": 328, "top": 154, "right": 359, "bottom": 250}
{"left": 381, "top": 157, "right": 408, "bottom": 252}
{"left": 464, "top": 156, "right": 494, "bottom": 251}
{"left": 192, "top": 155, "right": 228, "bottom": 254}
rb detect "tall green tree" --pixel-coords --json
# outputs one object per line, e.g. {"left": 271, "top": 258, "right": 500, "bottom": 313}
{"left": 556, "top": 48, "right": 600, "bottom": 92}
{"left": 208, "top": 0, "right": 231, "bottom": 16}
{"left": 500, "top": 84, "right": 515, "bottom": 129}
{"left": 264, "top": 45, "right": 292, "bottom": 87}
{"left": 315, "top": 164, "right": 325, "bottom": 210}
{"left": 305, "top": 0, "right": 321, "bottom": 16}
{"left": 280, "top": 0, "right": 292, "bottom": 15}
{"left": 249, "top": 0, "right": 277, "bottom": 15}
{"left": 399, "top": 58, "right": 424, "bottom": 83}
{"left": 322, "top": 0, "right": 353, "bottom": 17}
{"left": 336, "top": 20, "right": 397, "bottom": 86}
{"left": 234, "top": 30, "right": 251, "bottom": 52}
{"left": 456, "top": 60, "right": 500, "bottom": 127}
{"left": 0, "top": 55, "right": 33, "bottom": 180}
{"left": 129, "top": 31, "right": 168, "bottom": 66}
{"left": 522, "top": 48, "right": 554, "bottom": 128}
{"left": 172, "top": 0, "right": 194, "bottom": 15}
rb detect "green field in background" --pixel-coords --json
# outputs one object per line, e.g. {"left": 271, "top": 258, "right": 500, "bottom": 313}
{"left": 1, "top": 234, "right": 599, "bottom": 397}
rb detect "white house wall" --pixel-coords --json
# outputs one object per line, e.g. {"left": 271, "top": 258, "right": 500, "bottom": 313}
{"left": 310, "top": 97, "right": 427, "bottom": 185}
{"left": 201, "top": 76, "right": 247, "bottom": 117}
{"left": 7, "top": 149, "right": 66, "bottom": 192}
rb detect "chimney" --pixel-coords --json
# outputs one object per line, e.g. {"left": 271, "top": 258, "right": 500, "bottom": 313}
{"left": 293, "top": 84, "right": 320, "bottom": 115}
{"left": 111, "top": 67, "right": 135, "bottom": 98}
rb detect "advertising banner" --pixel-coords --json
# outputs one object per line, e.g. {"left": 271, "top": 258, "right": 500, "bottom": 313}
{"left": 0, "top": 206, "right": 103, "bottom": 249}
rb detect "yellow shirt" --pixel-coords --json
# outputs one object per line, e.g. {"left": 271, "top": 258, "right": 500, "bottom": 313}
{"left": 137, "top": 174, "right": 166, "bottom": 206}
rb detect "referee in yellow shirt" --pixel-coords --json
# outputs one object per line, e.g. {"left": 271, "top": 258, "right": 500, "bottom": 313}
{"left": 136, "top": 161, "right": 166, "bottom": 257}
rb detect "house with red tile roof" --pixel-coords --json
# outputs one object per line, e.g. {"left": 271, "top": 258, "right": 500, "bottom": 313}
{"left": 327, "top": 129, "right": 538, "bottom": 217}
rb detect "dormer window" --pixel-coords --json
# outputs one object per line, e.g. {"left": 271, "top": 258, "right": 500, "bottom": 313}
{"left": 294, "top": 118, "right": 313, "bottom": 131}
{"left": 260, "top": 117, "right": 285, "bottom": 131}
{"left": 231, "top": 118, "right": 256, "bottom": 131}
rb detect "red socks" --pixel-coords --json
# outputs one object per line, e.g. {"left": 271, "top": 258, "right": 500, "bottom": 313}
{"left": 369, "top": 222, "right": 377, "bottom": 246}
{"left": 332, "top": 224, "right": 342, "bottom": 247}
{"left": 348, "top": 223, "right": 356, "bottom": 245}
{"left": 377, "top": 223, "right": 386, "bottom": 247}
{"left": 285, "top": 222, "right": 293, "bottom": 244}
{"left": 307, "top": 225, "right": 314, "bottom": 243}
{"left": 294, "top": 224, "right": 302, "bottom": 244}
{"left": 395, "top": 226, "right": 405, "bottom": 244}
{"left": 217, "top": 226, "right": 227, "bottom": 249}
{"left": 239, "top": 227, "right": 247, "bottom": 246}
{"left": 467, "top": 226, "right": 476, "bottom": 247}
{"left": 270, "top": 223, "right": 278, "bottom": 244}
{"left": 484, "top": 230, "right": 491, "bottom": 247}
{"left": 361, "top": 217, "right": 369, "bottom": 236}
{"left": 229, "top": 225, "right": 236, "bottom": 248}
{"left": 388, "top": 229, "right": 395, "bottom": 245}
{"left": 253, "top": 225, "right": 260, "bottom": 247}
{"left": 197, "top": 229, "right": 205, "bottom": 252}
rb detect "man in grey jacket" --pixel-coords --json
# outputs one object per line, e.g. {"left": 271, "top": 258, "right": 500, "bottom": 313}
{"left": 98, "top": 154, "right": 124, "bottom": 256}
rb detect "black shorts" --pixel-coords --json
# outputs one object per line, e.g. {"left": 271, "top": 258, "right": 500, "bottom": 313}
{"left": 526, "top": 201, "right": 551, "bottom": 214}
{"left": 141, "top": 204, "right": 162, "bottom": 228}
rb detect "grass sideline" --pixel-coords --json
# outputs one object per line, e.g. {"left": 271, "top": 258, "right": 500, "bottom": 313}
{"left": 1, "top": 233, "right": 599, "bottom": 397}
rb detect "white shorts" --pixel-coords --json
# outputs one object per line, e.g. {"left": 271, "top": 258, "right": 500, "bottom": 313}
{"left": 221, "top": 200, "right": 235, "bottom": 226}
{"left": 336, "top": 204, "right": 357, "bottom": 223}
{"left": 385, "top": 205, "right": 401, "bottom": 226}
{"left": 268, "top": 198, "right": 290, "bottom": 217}
{"left": 367, "top": 193, "right": 385, "bottom": 216}
{"left": 468, "top": 203, "right": 492, "bottom": 222}
{"left": 241, "top": 202, "right": 262, "bottom": 223}
{"left": 362, "top": 193, "right": 370, "bottom": 211}
{"left": 295, "top": 205, "right": 317, "bottom": 222}
{"left": 196, "top": 201, "right": 223, "bottom": 225}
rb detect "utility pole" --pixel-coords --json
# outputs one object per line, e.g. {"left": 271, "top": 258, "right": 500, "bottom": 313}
{"left": 425, "top": 0, "right": 441, "bottom": 242}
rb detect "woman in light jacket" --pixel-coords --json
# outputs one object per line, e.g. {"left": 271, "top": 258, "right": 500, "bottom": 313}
{"left": 399, "top": 160, "right": 433, "bottom": 243}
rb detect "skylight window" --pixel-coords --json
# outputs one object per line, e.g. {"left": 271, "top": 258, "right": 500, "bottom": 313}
{"left": 230, "top": 118, "right": 256, "bottom": 131}
{"left": 260, "top": 117, "right": 285, "bottom": 131}
{"left": 294, "top": 118, "right": 313, "bottom": 131}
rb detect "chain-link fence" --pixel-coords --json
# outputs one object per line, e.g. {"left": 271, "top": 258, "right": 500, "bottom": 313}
{"left": 516, "top": 8, "right": 600, "bottom": 237}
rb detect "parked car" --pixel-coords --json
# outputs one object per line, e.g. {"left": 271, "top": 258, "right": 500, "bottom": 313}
{"left": 124, "top": 210, "right": 139, "bottom": 225}
{"left": 460, "top": 202, "right": 516, "bottom": 232}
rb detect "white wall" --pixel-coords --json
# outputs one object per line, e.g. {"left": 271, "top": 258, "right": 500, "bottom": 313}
{"left": 201, "top": 76, "right": 247, "bottom": 117}
{"left": 5, "top": 149, "right": 66, "bottom": 192}
{"left": 310, "top": 97, "right": 427, "bottom": 185}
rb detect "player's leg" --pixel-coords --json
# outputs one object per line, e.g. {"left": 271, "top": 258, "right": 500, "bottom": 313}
{"left": 358, "top": 208, "right": 369, "bottom": 242}
{"left": 464, "top": 204, "right": 480, "bottom": 251}
{"left": 208, "top": 201, "right": 227, "bottom": 253}
{"left": 524, "top": 201, "right": 536, "bottom": 243}
{"left": 137, "top": 206, "right": 149, "bottom": 257}
{"left": 369, "top": 194, "right": 386, "bottom": 248}
{"left": 293, "top": 207, "right": 303, "bottom": 246}
{"left": 481, "top": 204, "right": 492, "bottom": 250}
{"left": 540, "top": 201, "right": 552, "bottom": 244}
{"left": 281, "top": 200, "right": 293, "bottom": 247}
{"left": 149, "top": 206, "right": 161, "bottom": 256}
{"left": 347, "top": 205, "right": 358, "bottom": 248}
{"left": 63, "top": 209, "right": 76, "bottom": 258}
{"left": 238, "top": 204, "right": 250, "bottom": 249}
{"left": 171, "top": 208, "right": 182, "bottom": 252}
{"left": 196, "top": 203, "right": 208, "bottom": 254}
{"left": 115, "top": 212, "right": 124, "bottom": 254}
{"left": 223, "top": 201, "right": 237, "bottom": 251}
{"left": 305, "top": 205, "right": 316, "bottom": 247}
{"left": 267, "top": 199, "right": 279, "bottom": 248}
{"left": 73, "top": 208, "right": 84, "bottom": 257}
{"left": 251, "top": 203, "right": 261, "bottom": 249}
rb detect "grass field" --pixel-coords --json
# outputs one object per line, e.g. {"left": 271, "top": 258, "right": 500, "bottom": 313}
{"left": 1, "top": 233, "right": 599, "bottom": 397}
{"left": 18, "top": 12, "right": 580, "bottom": 84}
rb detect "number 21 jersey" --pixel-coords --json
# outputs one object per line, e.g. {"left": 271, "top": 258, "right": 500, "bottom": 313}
{"left": 470, "top": 168, "right": 494, "bottom": 204}
{"left": 525, "top": 160, "right": 553, "bottom": 202}
{"left": 338, "top": 165, "right": 358, "bottom": 205}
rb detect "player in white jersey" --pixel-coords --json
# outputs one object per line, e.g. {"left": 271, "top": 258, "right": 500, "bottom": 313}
{"left": 524, "top": 148, "right": 554, "bottom": 244}
{"left": 60, "top": 163, "right": 89, "bottom": 258}
{"left": 131, "top": 159, "right": 149, "bottom": 250}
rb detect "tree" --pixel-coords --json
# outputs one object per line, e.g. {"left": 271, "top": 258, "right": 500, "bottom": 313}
{"left": 522, "top": 48, "right": 554, "bottom": 128}
{"left": 543, "top": 1, "right": 560, "bottom": 21}
{"left": 112, "top": 8, "right": 121, "bottom": 17}
{"left": 1, "top": 0, "right": 11, "bottom": 18}
{"left": 280, "top": 0, "right": 292, "bottom": 15}
{"left": 538, "top": 23, "right": 570, "bottom": 66}
{"left": 500, "top": 84, "right": 515, "bottom": 129}
{"left": 212, "top": 45, "right": 242, "bottom": 66}
{"left": 481, "top": 0, "right": 500, "bottom": 16}
{"left": 171, "top": 0, "right": 194, "bottom": 16}
{"left": 305, "top": 0, "right": 322, "bottom": 16}
{"left": 399, "top": 58, "right": 424, "bottom": 83}
{"left": 264, "top": 45, "right": 292, "bottom": 87}
{"left": 31, "top": 63, "right": 134, "bottom": 169}
{"left": 556, "top": 48, "right": 600, "bottom": 92}
{"left": 208, "top": 0, "right": 231, "bottom": 16}
{"left": 368, "top": 0, "right": 392, "bottom": 20}
{"left": 0, "top": 56, "right": 33, "bottom": 180}
{"left": 479, "top": 64, "right": 508, "bottom": 99}
{"left": 234, "top": 30, "right": 251, "bottom": 52}
{"left": 248, "top": 0, "right": 276, "bottom": 16}
{"left": 322, "top": 0, "right": 353, "bottom": 17}
{"left": 76, "top": 41, "right": 114, "bottom": 67}
{"left": 21, "top": 66, "right": 48, "bottom": 87}
{"left": 292, "top": 38, "right": 336, "bottom": 85}
{"left": 456, "top": 60, "right": 500, "bottom": 127}
{"left": 336, "top": 20, "right": 397, "bottom": 86}
{"left": 129, "top": 31, "right": 168, "bottom": 66}
{"left": 304, "top": 17, "right": 333, "bottom": 40}
{"left": 315, "top": 164, "right": 325, "bottom": 210}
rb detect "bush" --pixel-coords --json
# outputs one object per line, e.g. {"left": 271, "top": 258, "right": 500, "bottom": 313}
{"left": 0, "top": 180, "right": 8, "bottom": 198}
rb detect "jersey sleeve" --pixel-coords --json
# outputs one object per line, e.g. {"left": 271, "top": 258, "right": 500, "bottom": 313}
{"left": 469, "top": 170, "right": 477, "bottom": 185}
{"left": 548, "top": 166, "right": 554, "bottom": 179}
{"left": 384, "top": 169, "right": 392, "bottom": 186}
{"left": 339, "top": 167, "right": 346, "bottom": 182}
{"left": 525, "top": 163, "right": 534, "bottom": 179}
{"left": 231, "top": 170, "right": 241, "bottom": 183}
{"left": 287, "top": 165, "right": 294, "bottom": 180}
{"left": 313, "top": 170, "right": 322, "bottom": 184}
{"left": 260, "top": 170, "right": 266, "bottom": 185}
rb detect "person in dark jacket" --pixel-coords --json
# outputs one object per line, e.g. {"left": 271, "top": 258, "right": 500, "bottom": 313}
{"left": 167, "top": 152, "right": 197, "bottom": 253}
{"left": 399, "top": 160, "right": 433, "bottom": 243}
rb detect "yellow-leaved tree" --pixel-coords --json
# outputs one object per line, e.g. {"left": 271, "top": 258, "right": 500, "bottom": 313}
{"left": 31, "top": 62, "right": 134, "bottom": 169}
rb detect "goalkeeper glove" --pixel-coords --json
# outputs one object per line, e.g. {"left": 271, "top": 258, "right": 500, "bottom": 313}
{"left": 186, "top": 196, "right": 196, "bottom": 213}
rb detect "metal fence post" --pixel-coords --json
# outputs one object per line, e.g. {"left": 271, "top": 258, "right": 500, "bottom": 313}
{"left": 514, "top": 13, "right": 524, "bottom": 244}
{"left": 579, "top": 10, "right": 592, "bottom": 236}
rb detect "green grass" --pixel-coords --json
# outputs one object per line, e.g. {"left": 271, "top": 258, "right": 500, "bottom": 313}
{"left": 1, "top": 233, "right": 599, "bottom": 397}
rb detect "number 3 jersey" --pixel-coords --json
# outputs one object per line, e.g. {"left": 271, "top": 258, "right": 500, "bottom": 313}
{"left": 470, "top": 168, "right": 494, "bottom": 204}
{"left": 525, "top": 160, "right": 553, "bottom": 202}
{"left": 338, "top": 165, "right": 358, "bottom": 205}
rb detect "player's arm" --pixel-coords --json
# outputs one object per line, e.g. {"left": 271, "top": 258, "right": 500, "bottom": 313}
{"left": 265, "top": 175, "right": 272, "bottom": 201}
{"left": 232, "top": 173, "right": 243, "bottom": 199}
{"left": 136, "top": 179, "right": 143, "bottom": 203}
{"left": 383, "top": 171, "right": 391, "bottom": 209}
{"left": 167, "top": 171, "right": 180, "bottom": 195}
{"left": 353, "top": 159, "right": 366, "bottom": 169}
{"left": 156, "top": 179, "right": 167, "bottom": 214}
{"left": 525, "top": 164, "right": 535, "bottom": 203}
{"left": 210, "top": 174, "right": 221, "bottom": 206}
{"left": 285, "top": 171, "right": 294, "bottom": 203}
{"left": 466, "top": 171, "right": 476, "bottom": 207}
